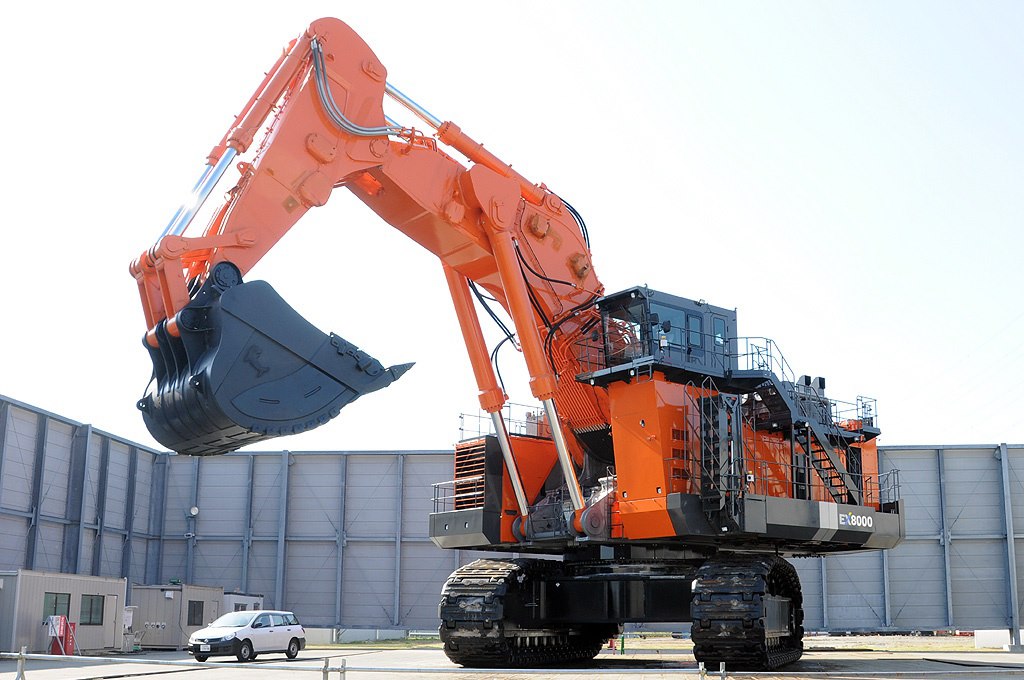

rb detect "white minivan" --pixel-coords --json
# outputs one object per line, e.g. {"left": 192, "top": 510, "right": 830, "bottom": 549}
{"left": 187, "top": 609, "right": 306, "bottom": 662}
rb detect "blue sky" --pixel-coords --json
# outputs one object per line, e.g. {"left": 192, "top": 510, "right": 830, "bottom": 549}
{"left": 2, "top": 1, "right": 1022, "bottom": 450}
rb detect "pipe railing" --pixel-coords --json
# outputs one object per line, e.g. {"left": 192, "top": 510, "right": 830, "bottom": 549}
{"left": 0, "top": 648, "right": 713, "bottom": 678}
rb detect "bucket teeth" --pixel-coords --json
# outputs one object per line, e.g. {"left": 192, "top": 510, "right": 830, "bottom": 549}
{"left": 138, "top": 277, "right": 412, "bottom": 456}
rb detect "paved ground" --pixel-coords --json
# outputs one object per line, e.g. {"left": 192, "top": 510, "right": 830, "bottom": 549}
{"left": 3, "top": 637, "right": 1024, "bottom": 679}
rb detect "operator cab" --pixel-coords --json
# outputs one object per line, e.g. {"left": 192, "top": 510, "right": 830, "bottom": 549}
{"left": 577, "top": 286, "right": 737, "bottom": 387}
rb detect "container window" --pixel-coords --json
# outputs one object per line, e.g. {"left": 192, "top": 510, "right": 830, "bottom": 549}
{"left": 80, "top": 595, "right": 104, "bottom": 625}
{"left": 187, "top": 600, "right": 204, "bottom": 627}
{"left": 43, "top": 592, "right": 70, "bottom": 618}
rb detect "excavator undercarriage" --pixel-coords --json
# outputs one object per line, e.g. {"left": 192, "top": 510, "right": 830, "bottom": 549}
{"left": 439, "top": 554, "right": 804, "bottom": 671}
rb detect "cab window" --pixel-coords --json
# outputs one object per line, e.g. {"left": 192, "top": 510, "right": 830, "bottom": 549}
{"left": 713, "top": 317, "right": 726, "bottom": 347}
{"left": 254, "top": 614, "right": 271, "bottom": 628}
{"left": 686, "top": 314, "right": 703, "bottom": 348}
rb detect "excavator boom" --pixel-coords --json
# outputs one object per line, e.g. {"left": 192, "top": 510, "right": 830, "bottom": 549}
{"left": 132, "top": 18, "right": 604, "bottom": 459}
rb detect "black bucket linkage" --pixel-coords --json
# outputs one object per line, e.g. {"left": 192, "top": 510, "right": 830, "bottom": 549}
{"left": 138, "top": 263, "right": 413, "bottom": 456}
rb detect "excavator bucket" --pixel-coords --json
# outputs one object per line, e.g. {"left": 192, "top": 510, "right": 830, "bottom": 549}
{"left": 137, "top": 264, "right": 412, "bottom": 456}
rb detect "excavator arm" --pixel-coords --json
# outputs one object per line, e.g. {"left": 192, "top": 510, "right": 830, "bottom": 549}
{"left": 131, "top": 18, "right": 608, "bottom": 483}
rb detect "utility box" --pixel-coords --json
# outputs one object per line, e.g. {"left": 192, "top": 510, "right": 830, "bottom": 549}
{"left": 223, "top": 591, "right": 264, "bottom": 613}
{"left": 129, "top": 584, "right": 223, "bottom": 649}
{"left": 0, "top": 570, "right": 126, "bottom": 653}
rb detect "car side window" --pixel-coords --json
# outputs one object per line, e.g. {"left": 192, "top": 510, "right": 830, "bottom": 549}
{"left": 285, "top": 613, "right": 299, "bottom": 625}
{"left": 271, "top": 614, "right": 287, "bottom": 626}
{"left": 254, "top": 614, "right": 271, "bottom": 628}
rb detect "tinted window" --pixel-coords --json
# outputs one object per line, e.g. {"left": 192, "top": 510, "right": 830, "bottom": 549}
{"left": 187, "top": 600, "right": 204, "bottom": 627}
{"left": 271, "top": 614, "right": 288, "bottom": 626}
{"left": 713, "top": 317, "right": 726, "bottom": 347}
{"left": 80, "top": 595, "right": 104, "bottom": 625}
{"left": 686, "top": 314, "right": 703, "bottom": 348}
{"left": 44, "top": 592, "right": 70, "bottom": 618}
{"left": 285, "top": 613, "right": 300, "bottom": 625}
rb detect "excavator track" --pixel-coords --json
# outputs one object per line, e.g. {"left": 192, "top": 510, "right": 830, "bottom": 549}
{"left": 439, "top": 559, "right": 611, "bottom": 667}
{"left": 691, "top": 555, "right": 804, "bottom": 671}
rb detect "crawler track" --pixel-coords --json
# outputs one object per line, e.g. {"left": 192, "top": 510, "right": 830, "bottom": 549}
{"left": 438, "top": 559, "right": 610, "bottom": 667}
{"left": 691, "top": 554, "right": 804, "bottom": 670}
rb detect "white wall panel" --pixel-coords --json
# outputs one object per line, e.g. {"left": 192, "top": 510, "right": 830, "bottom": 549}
{"left": 949, "top": 538, "right": 1009, "bottom": 629}
{"left": 246, "top": 541, "right": 279, "bottom": 610}
{"left": 826, "top": 552, "right": 885, "bottom": 629}
{"left": 288, "top": 456, "right": 343, "bottom": 538}
{"left": 104, "top": 440, "right": 131, "bottom": 531}
{"left": 195, "top": 456, "right": 250, "bottom": 537}
{"left": 790, "top": 558, "right": 823, "bottom": 629}
{"left": 39, "top": 420, "right": 72, "bottom": 518}
{"left": 889, "top": 449, "right": 941, "bottom": 536}
{"left": 403, "top": 456, "right": 451, "bottom": 536}
{"left": 83, "top": 432, "right": 103, "bottom": 524}
{"left": 133, "top": 453, "right": 154, "bottom": 533}
{"left": 251, "top": 457, "right": 284, "bottom": 537}
{"left": 943, "top": 450, "right": 1002, "bottom": 536}
{"left": 161, "top": 540, "right": 187, "bottom": 583}
{"left": 345, "top": 456, "right": 399, "bottom": 538}
{"left": 285, "top": 542, "right": 337, "bottom": 625}
{"left": 2, "top": 406, "right": 37, "bottom": 512}
{"left": 889, "top": 540, "right": 946, "bottom": 629}
{"left": 400, "top": 542, "right": 456, "bottom": 629}
{"left": 163, "top": 460, "right": 194, "bottom": 536}
{"left": 341, "top": 541, "right": 396, "bottom": 626}
{"left": 99, "top": 532, "right": 124, "bottom": 577}
{"left": 193, "top": 540, "right": 245, "bottom": 592}
{"left": 0, "top": 516, "right": 27, "bottom": 569}
{"left": 33, "top": 523, "right": 63, "bottom": 572}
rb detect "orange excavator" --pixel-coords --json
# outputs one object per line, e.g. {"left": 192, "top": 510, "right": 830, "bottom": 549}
{"left": 131, "top": 18, "right": 904, "bottom": 670}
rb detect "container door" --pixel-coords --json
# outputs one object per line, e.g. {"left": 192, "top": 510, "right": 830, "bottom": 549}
{"left": 105, "top": 595, "right": 118, "bottom": 649}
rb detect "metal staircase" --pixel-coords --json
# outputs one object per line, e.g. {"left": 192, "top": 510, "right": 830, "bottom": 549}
{"left": 698, "top": 387, "right": 744, "bottom": 530}
{"left": 744, "top": 375, "right": 861, "bottom": 505}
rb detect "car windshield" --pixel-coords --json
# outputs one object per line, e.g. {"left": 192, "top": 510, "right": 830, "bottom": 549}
{"left": 208, "top": 612, "right": 255, "bottom": 628}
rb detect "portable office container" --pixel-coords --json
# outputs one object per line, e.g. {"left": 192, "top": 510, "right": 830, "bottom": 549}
{"left": 0, "top": 570, "right": 126, "bottom": 652}
{"left": 129, "top": 583, "right": 223, "bottom": 649}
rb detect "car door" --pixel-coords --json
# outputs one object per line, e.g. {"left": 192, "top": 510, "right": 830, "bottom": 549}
{"left": 270, "top": 613, "right": 292, "bottom": 650}
{"left": 250, "top": 613, "right": 275, "bottom": 652}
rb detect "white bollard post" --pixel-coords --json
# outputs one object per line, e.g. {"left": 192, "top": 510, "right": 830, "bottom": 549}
{"left": 322, "top": 657, "right": 329, "bottom": 680}
{"left": 720, "top": 660, "right": 727, "bottom": 678}
{"left": 339, "top": 656, "right": 347, "bottom": 679}
{"left": 14, "top": 646, "right": 27, "bottom": 680}
{"left": 698, "top": 660, "right": 707, "bottom": 679}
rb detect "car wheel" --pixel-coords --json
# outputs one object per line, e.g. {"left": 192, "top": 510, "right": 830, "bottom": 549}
{"left": 194, "top": 655, "right": 208, "bottom": 662}
{"left": 286, "top": 638, "right": 300, "bottom": 659}
{"left": 236, "top": 639, "right": 254, "bottom": 662}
